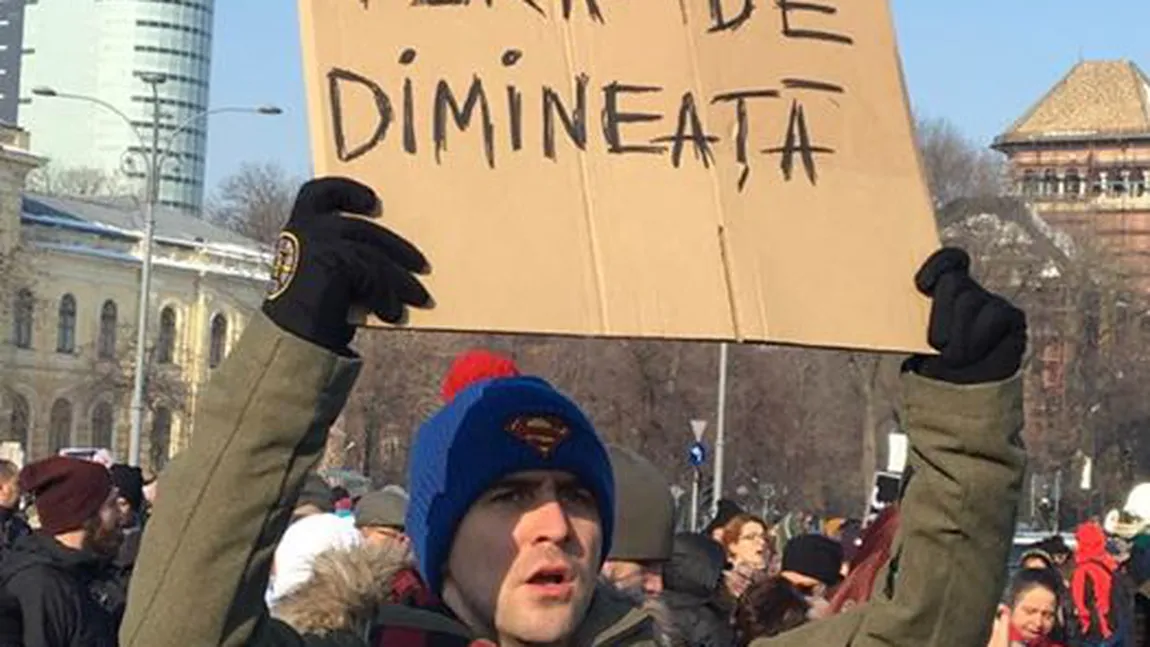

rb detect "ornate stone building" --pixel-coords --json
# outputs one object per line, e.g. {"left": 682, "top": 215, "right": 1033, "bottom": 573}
{"left": 0, "top": 124, "right": 269, "bottom": 471}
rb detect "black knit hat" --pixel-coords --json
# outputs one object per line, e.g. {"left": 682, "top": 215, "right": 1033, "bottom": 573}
{"left": 703, "top": 498, "right": 744, "bottom": 536}
{"left": 782, "top": 534, "right": 844, "bottom": 587}
{"left": 110, "top": 464, "right": 145, "bottom": 513}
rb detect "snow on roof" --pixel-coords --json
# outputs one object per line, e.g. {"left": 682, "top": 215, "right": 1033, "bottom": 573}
{"left": 22, "top": 193, "right": 268, "bottom": 254}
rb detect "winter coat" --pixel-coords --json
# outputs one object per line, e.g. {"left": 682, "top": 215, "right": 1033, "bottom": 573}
{"left": 118, "top": 312, "right": 1026, "bottom": 647}
{"left": 662, "top": 533, "right": 735, "bottom": 647}
{"left": 0, "top": 507, "right": 31, "bottom": 554}
{"left": 0, "top": 532, "right": 121, "bottom": 646}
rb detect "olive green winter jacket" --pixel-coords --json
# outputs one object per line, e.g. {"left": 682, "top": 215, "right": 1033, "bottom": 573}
{"left": 119, "top": 313, "right": 1025, "bottom": 647}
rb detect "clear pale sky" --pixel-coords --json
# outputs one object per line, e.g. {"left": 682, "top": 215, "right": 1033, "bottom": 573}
{"left": 204, "top": 1, "right": 1150, "bottom": 196}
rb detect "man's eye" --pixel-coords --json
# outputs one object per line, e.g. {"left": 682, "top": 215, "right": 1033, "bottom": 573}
{"left": 489, "top": 489, "right": 531, "bottom": 504}
{"left": 560, "top": 488, "right": 595, "bottom": 506}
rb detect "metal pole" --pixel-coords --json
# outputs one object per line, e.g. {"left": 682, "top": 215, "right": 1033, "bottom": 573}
{"left": 711, "top": 342, "right": 729, "bottom": 517}
{"left": 127, "top": 78, "right": 162, "bottom": 467}
{"left": 691, "top": 468, "right": 700, "bottom": 532}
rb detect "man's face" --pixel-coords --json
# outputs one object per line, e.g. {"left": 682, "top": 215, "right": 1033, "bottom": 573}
{"left": 115, "top": 496, "right": 134, "bottom": 525}
{"left": 601, "top": 560, "right": 664, "bottom": 599}
{"left": 442, "top": 470, "right": 602, "bottom": 645}
{"left": 361, "top": 525, "right": 410, "bottom": 550}
{"left": 0, "top": 479, "right": 20, "bottom": 509}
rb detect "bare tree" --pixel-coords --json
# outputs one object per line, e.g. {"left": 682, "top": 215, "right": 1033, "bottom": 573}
{"left": 26, "top": 164, "right": 134, "bottom": 199}
{"left": 916, "top": 116, "right": 1006, "bottom": 208}
{"left": 207, "top": 162, "right": 299, "bottom": 245}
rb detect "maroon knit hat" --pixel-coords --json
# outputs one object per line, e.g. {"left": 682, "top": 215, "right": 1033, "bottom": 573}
{"left": 20, "top": 456, "right": 112, "bottom": 535}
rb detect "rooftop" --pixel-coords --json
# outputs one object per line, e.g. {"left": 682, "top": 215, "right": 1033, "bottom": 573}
{"left": 996, "top": 60, "right": 1150, "bottom": 146}
{"left": 22, "top": 193, "right": 266, "bottom": 255}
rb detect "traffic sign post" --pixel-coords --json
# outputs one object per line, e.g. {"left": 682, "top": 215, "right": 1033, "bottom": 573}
{"left": 688, "top": 419, "right": 708, "bottom": 532}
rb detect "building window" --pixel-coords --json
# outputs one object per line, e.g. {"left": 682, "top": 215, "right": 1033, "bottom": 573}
{"left": 208, "top": 314, "right": 227, "bottom": 369}
{"left": 1111, "top": 169, "right": 1129, "bottom": 197}
{"left": 98, "top": 301, "right": 117, "bottom": 359}
{"left": 150, "top": 407, "right": 172, "bottom": 471}
{"left": 49, "top": 398, "right": 72, "bottom": 454}
{"left": 1132, "top": 169, "right": 1147, "bottom": 198}
{"left": 91, "top": 402, "right": 114, "bottom": 449}
{"left": 1065, "top": 169, "right": 1082, "bottom": 196}
{"left": 1091, "top": 171, "right": 1106, "bottom": 196}
{"left": 1020, "top": 170, "right": 1039, "bottom": 196}
{"left": 157, "top": 307, "right": 176, "bottom": 364}
{"left": 6, "top": 393, "right": 28, "bottom": 449}
{"left": 12, "top": 289, "right": 32, "bottom": 349}
{"left": 1042, "top": 169, "right": 1059, "bottom": 196}
{"left": 56, "top": 294, "right": 76, "bottom": 354}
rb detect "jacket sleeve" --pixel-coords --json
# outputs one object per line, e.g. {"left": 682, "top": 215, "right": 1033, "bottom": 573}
{"left": 119, "top": 313, "right": 363, "bottom": 647}
{"left": 754, "top": 372, "right": 1026, "bottom": 647}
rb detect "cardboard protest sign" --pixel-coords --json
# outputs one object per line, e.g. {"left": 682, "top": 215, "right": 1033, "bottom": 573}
{"left": 298, "top": 0, "right": 938, "bottom": 351}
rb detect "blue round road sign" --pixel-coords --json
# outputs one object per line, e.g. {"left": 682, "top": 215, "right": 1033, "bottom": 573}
{"left": 688, "top": 442, "right": 707, "bottom": 466}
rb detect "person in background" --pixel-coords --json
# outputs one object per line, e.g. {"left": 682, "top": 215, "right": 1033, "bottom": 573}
{"left": 722, "top": 513, "right": 771, "bottom": 601}
{"left": 1072, "top": 520, "right": 1133, "bottom": 646}
{"left": 987, "top": 568, "right": 1068, "bottom": 647}
{"left": 0, "top": 457, "right": 123, "bottom": 646}
{"left": 704, "top": 499, "right": 745, "bottom": 545}
{"left": 354, "top": 486, "right": 410, "bottom": 552}
{"left": 600, "top": 444, "right": 675, "bottom": 601}
{"left": 267, "top": 510, "right": 361, "bottom": 608}
{"left": 735, "top": 576, "right": 819, "bottom": 644}
{"left": 662, "top": 532, "right": 736, "bottom": 647}
{"left": 777, "top": 534, "right": 842, "bottom": 617}
{"left": 829, "top": 506, "right": 900, "bottom": 614}
{"left": 0, "top": 460, "right": 30, "bottom": 552}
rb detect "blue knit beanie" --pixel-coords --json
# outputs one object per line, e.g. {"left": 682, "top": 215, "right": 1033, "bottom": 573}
{"left": 405, "top": 373, "right": 615, "bottom": 595}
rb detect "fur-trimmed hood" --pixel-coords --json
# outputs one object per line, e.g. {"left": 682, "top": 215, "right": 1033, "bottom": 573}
{"left": 272, "top": 541, "right": 409, "bottom": 638}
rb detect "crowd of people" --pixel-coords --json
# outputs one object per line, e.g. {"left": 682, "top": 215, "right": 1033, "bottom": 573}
{"left": 0, "top": 177, "right": 1147, "bottom": 646}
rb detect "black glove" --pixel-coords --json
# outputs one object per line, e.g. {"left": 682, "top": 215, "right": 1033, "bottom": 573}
{"left": 262, "top": 177, "right": 431, "bottom": 353}
{"left": 905, "top": 248, "right": 1026, "bottom": 385}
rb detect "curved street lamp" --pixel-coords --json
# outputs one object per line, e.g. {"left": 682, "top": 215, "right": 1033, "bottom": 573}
{"left": 33, "top": 76, "right": 281, "bottom": 467}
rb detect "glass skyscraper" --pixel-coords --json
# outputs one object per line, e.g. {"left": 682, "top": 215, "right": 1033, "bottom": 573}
{"left": 19, "top": 0, "right": 214, "bottom": 212}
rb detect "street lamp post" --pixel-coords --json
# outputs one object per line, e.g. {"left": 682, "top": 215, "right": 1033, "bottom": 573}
{"left": 33, "top": 76, "right": 281, "bottom": 466}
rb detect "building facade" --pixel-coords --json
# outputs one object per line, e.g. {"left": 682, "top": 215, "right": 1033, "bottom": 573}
{"left": 0, "top": 125, "right": 268, "bottom": 472}
{"left": 0, "top": 0, "right": 26, "bottom": 125}
{"left": 993, "top": 60, "right": 1150, "bottom": 492}
{"left": 18, "top": 0, "right": 213, "bottom": 212}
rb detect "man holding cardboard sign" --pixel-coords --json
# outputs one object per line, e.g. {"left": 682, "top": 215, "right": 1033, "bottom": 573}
{"left": 120, "top": 177, "right": 1025, "bottom": 647}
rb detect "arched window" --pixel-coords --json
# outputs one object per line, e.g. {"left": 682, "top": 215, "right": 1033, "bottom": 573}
{"left": 150, "top": 407, "right": 172, "bottom": 471}
{"left": 209, "top": 314, "right": 228, "bottom": 369}
{"left": 49, "top": 398, "right": 72, "bottom": 454}
{"left": 98, "top": 300, "right": 117, "bottom": 360}
{"left": 91, "top": 401, "right": 114, "bottom": 449}
{"left": 6, "top": 393, "right": 28, "bottom": 449}
{"left": 157, "top": 307, "right": 176, "bottom": 364}
{"left": 12, "top": 289, "right": 33, "bottom": 349}
{"left": 1064, "top": 169, "right": 1082, "bottom": 196}
{"left": 56, "top": 294, "right": 76, "bottom": 354}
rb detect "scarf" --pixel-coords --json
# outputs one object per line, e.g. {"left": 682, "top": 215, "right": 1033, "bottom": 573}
{"left": 1070, "top": 521, "right": 1116, "bottom": 639}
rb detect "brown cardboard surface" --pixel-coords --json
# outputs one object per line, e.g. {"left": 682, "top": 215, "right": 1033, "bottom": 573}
{"left": 298, "top": 0, "right": 938, "bottom": 352}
